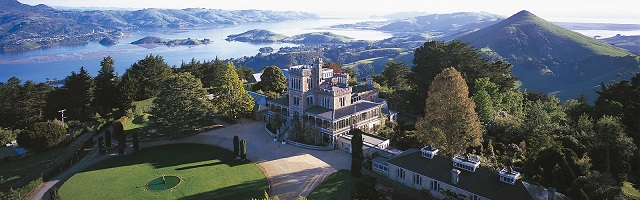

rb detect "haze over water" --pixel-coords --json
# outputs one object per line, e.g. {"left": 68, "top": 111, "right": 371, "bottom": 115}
{"left": 0, "top": 18, "right": 391, "bottom": 82}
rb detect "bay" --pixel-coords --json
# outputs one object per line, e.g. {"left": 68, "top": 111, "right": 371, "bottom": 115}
{"left": 0, "top": 18, "right": 391, "bottom": 82}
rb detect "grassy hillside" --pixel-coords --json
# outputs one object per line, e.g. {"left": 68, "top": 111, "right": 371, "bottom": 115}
{"left": 459, "top": 10, "right": 639, "bottom": 100}
{"left": 283, "top": 32, "right": 355, "bottom": 44}
{"left": 225, "top": 29, "right": 288, "bottom": 43}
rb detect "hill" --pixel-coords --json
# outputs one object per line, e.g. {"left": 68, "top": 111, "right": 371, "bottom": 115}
{"left": 601, "top": 34, "right": 640, "bottom": 55}
{"left": 225, "top": 29, "right": 288, "bottom": 43}
{"left": 131, "top": 36, "right": 211, "bottom": 46}
{"left": 0, "top": 0, "right": 318, "bottom": 52}
{"left": 458, "top": 10, "right": 639, "bottom": 100}
{"left": 226, "top": 30, "right": 358, "bottom": 44}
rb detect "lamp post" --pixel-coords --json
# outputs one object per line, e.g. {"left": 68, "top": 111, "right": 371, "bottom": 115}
{"left": 58, "top": 109, "right": 66, "bottom": 126}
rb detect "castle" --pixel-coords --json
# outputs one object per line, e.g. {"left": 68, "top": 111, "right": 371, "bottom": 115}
{"left": 265, "top": 58, "right": 397, "bottom": 145}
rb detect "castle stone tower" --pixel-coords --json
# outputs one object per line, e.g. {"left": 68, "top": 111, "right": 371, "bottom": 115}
{"left": 312, "top": 57, "right": 323, "bottom": 89}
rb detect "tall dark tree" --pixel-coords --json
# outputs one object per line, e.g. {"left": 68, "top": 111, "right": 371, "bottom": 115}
{"left": 94, "top": 56, "right": 118, "bottom": 113}
{"left": 411, "top": 40, "right": 517, "bottom": 112}
{"left": 152, "top": 73, "right": 213, "bottom": 135}
{"left": 119, "top": 54, "right": 172, "bottom": 101}
{"left": 104, "top": 130, "right": 112, "bottom": 148}
{"left": 16, "top": 81, "right": 52, "bottom": 127}
{"left": 259, "top": 66, "right": 287, "bottom": 95}
{"left": 240, "top": 139, "right": 247, "bottom": 160}
{"left": 0, "top": 77, "right": 23, "bottom": 127}
{"left": 63, "top": 67, "right": 95, "bottom": 121}
{"left": 350, "top": 129, "right": 364, "bottom": 177}
{"left": 16, "top": 121, "right": 66, "bottom": 151}
{"left": 235, "top": 64, "right": 255, "bottom": 81}
{"left": 415, "top": 67, "right": 483, "bottom": 156}
{"left": 233, "top": 135, "right": 240, "bottom": 157}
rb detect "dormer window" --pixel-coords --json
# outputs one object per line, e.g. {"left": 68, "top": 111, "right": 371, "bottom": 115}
{"left": 499, "top": 167, "right": 521, "bottom": 185}
{"left": 421, "top": 145, "right": 438, "bottom": 159}
{"left": 453, "top": 154, "right": 481, "bottom": 172}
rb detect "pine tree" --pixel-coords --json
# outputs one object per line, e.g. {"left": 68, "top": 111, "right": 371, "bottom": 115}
{"left": 63, "top": 67, "right": 95, "bottom": 121}
{"left": 119, "top": 54, "right": 171, "bottom": 101}
{"left": 0, "top": 77, "right": 21, "bottom": 127}
{"left": 350, "top": 129, "right": 364, "bottom": 177}
{"left": 16, "top": 81, "right": 51, "bottom": 128}
{"left": 210, "top": 61, "right": 254, "bottom": 119}
{"left": 240, "top": 139, "right": 247, "bottom": 160}
{"left": 152, "top": 72, "right": 213, "bottom": 135}
{"left": 94, "top": 56, "right": 118, "bottom": 113}
{"left": 415, "top": 67, "right": 483, "bottom": 156}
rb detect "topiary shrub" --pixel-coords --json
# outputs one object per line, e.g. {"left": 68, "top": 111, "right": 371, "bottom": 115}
{"left": 132, "top": 132, "right": 140, "bottom": 152}
{"left": 98, "top": 137, "right": 105, "bottom": 154}
{"left": 104, "top": 130, "right": 112, "bottom": 148}
{"left": 240, "top": 139, "right": 247, "bottom": 160}
{"left": 50, "top": 187, "right": 61, "bottom": 200}
{"left": 16, "top": 121, "right": 66, "bottom": 151}
{"left": 117, "top": 133, "right": 125, "bottom": 155}
{"left": 233, "top": 135, "right": 239, "bottom": 157}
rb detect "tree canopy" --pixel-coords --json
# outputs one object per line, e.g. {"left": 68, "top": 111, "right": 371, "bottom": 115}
{"left": 120, "top": 54, "right": 172, "bottom": 101}
{"left": 17, "top": 121, "right": 66, "bottom": 151}
{"left": 259, "top": 66, "right": 287, "bottom": 96}
{"left": 63, "top": 67, "right": 95, "bottom": 121}
{"left": 415, "top": 67, "right": 483, "bottom": 156}
{"left": 209, "top": 61, "right": 255, "bottom": 119}
{"left": 94, "top": 56, "right": 119, "bottom": 113}
{"left": 152, "top": 72, "right": 214, "bottom": 135}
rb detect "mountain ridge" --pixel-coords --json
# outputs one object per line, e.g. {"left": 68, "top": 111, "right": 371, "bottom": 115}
{"left": 459, "top": 10, "right": 639, "bottom": 100}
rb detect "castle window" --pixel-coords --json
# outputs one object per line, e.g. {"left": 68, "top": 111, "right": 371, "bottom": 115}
{"left": 397, "top": 168, "right": 405, "bottom": 179}
{"left": 306, "top": 96, "right": 314, "bottom": 106}
{"left": 413, "top": 174, "right": 422, "bottom": 185}
{"left": 340, "top": 97, "right": 346, "bottom": 107}
{"left": 294, "top": 97, "right": 300, "bottom": 106}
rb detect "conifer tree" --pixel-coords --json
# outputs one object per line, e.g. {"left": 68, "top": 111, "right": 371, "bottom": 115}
{"left": 63, "top": 67, "right": 95, "bottom": 121}
{"left": 259, "top": 66, "right": 287, "bottom": 96}
{"left": 415, "top": 67, "right": 483, "bottom": 156}
{"left": 210, "top": 61, "right": 254, "bottom": 119}
{"left": 94, "top": 56, "right": 118, "bottom": 113}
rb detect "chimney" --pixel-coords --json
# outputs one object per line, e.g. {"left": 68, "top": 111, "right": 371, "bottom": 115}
{"left": 548, "top": 187, "right": 556, "bottom": 200}
{"left": 451, "top": 169, "right": 460, "bottom": 185}
{"left": 366, "top": 76, "right": 374, "bottom": 86}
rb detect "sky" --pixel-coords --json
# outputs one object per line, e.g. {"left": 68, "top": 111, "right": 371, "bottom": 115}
{"left": 20, "top": 0, "right": 640, "bottom": 24}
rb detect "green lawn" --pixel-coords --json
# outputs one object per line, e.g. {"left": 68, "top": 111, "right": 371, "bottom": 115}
{"left": 59, "top": 144, "right": 268, "bottom": 200}
{"left": 622, "top": 181, "right": 640, "bottom": 198}
{"left": 307, "top": 170, "right": 354, "bottom": 200}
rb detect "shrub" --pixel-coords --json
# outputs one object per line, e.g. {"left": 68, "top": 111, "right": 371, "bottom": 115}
{"left": 112, "top": 120, "right": 124, "bottom": 137}
{"left": 50, "top": 187, "right": 61, "bottom": 200}
{"left": 233, "top": 136, "right": 240, "bottom": 157}
{"left": 240, "top": 139, "right": 247, "bottom": 160}
{"left": 117, "top": 134, "right": 125, "bottom": 155}
{"left": 16, "top": 121, "right": 66, "bottom": 151}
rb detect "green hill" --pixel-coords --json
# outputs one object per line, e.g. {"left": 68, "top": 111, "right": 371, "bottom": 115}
{"left": 459, "top": 10, "right": 639, "bottom": 100}
{"left": 225, "top": 29, "right": 288, "bottom": 43}
{"left": 282, "top": 32, "right": 355, "bottom": 44}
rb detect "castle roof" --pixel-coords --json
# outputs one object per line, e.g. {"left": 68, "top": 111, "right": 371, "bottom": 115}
{"left": 305, "top": 101, "right": 380, "bottom": 120}
{"left": 386, "top": 149, "right": 535, "bottom": 200}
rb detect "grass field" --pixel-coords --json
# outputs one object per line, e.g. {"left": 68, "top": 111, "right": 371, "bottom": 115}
{"left": 59, "top": 144, "right": 268, "bottom": 200}
{"left": 307, "top": 170, "right": 354, "bottom": 200}
{"left": 622, "top": 181, "right": 640, "bottom": 198}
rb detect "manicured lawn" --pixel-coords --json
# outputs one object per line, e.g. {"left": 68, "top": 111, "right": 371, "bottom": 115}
{"left": 622, "top": 181, "right": 640, "bottom": 198}
{"left": 307, "top": 170, "right": 354, "bottom": 200}
{"left": 59, "top": 144, "right": 268, "bottom": 200}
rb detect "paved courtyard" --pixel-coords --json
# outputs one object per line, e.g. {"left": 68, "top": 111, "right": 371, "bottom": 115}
{"left": 141, "top": 118, "right": 351, "bottom": 200}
